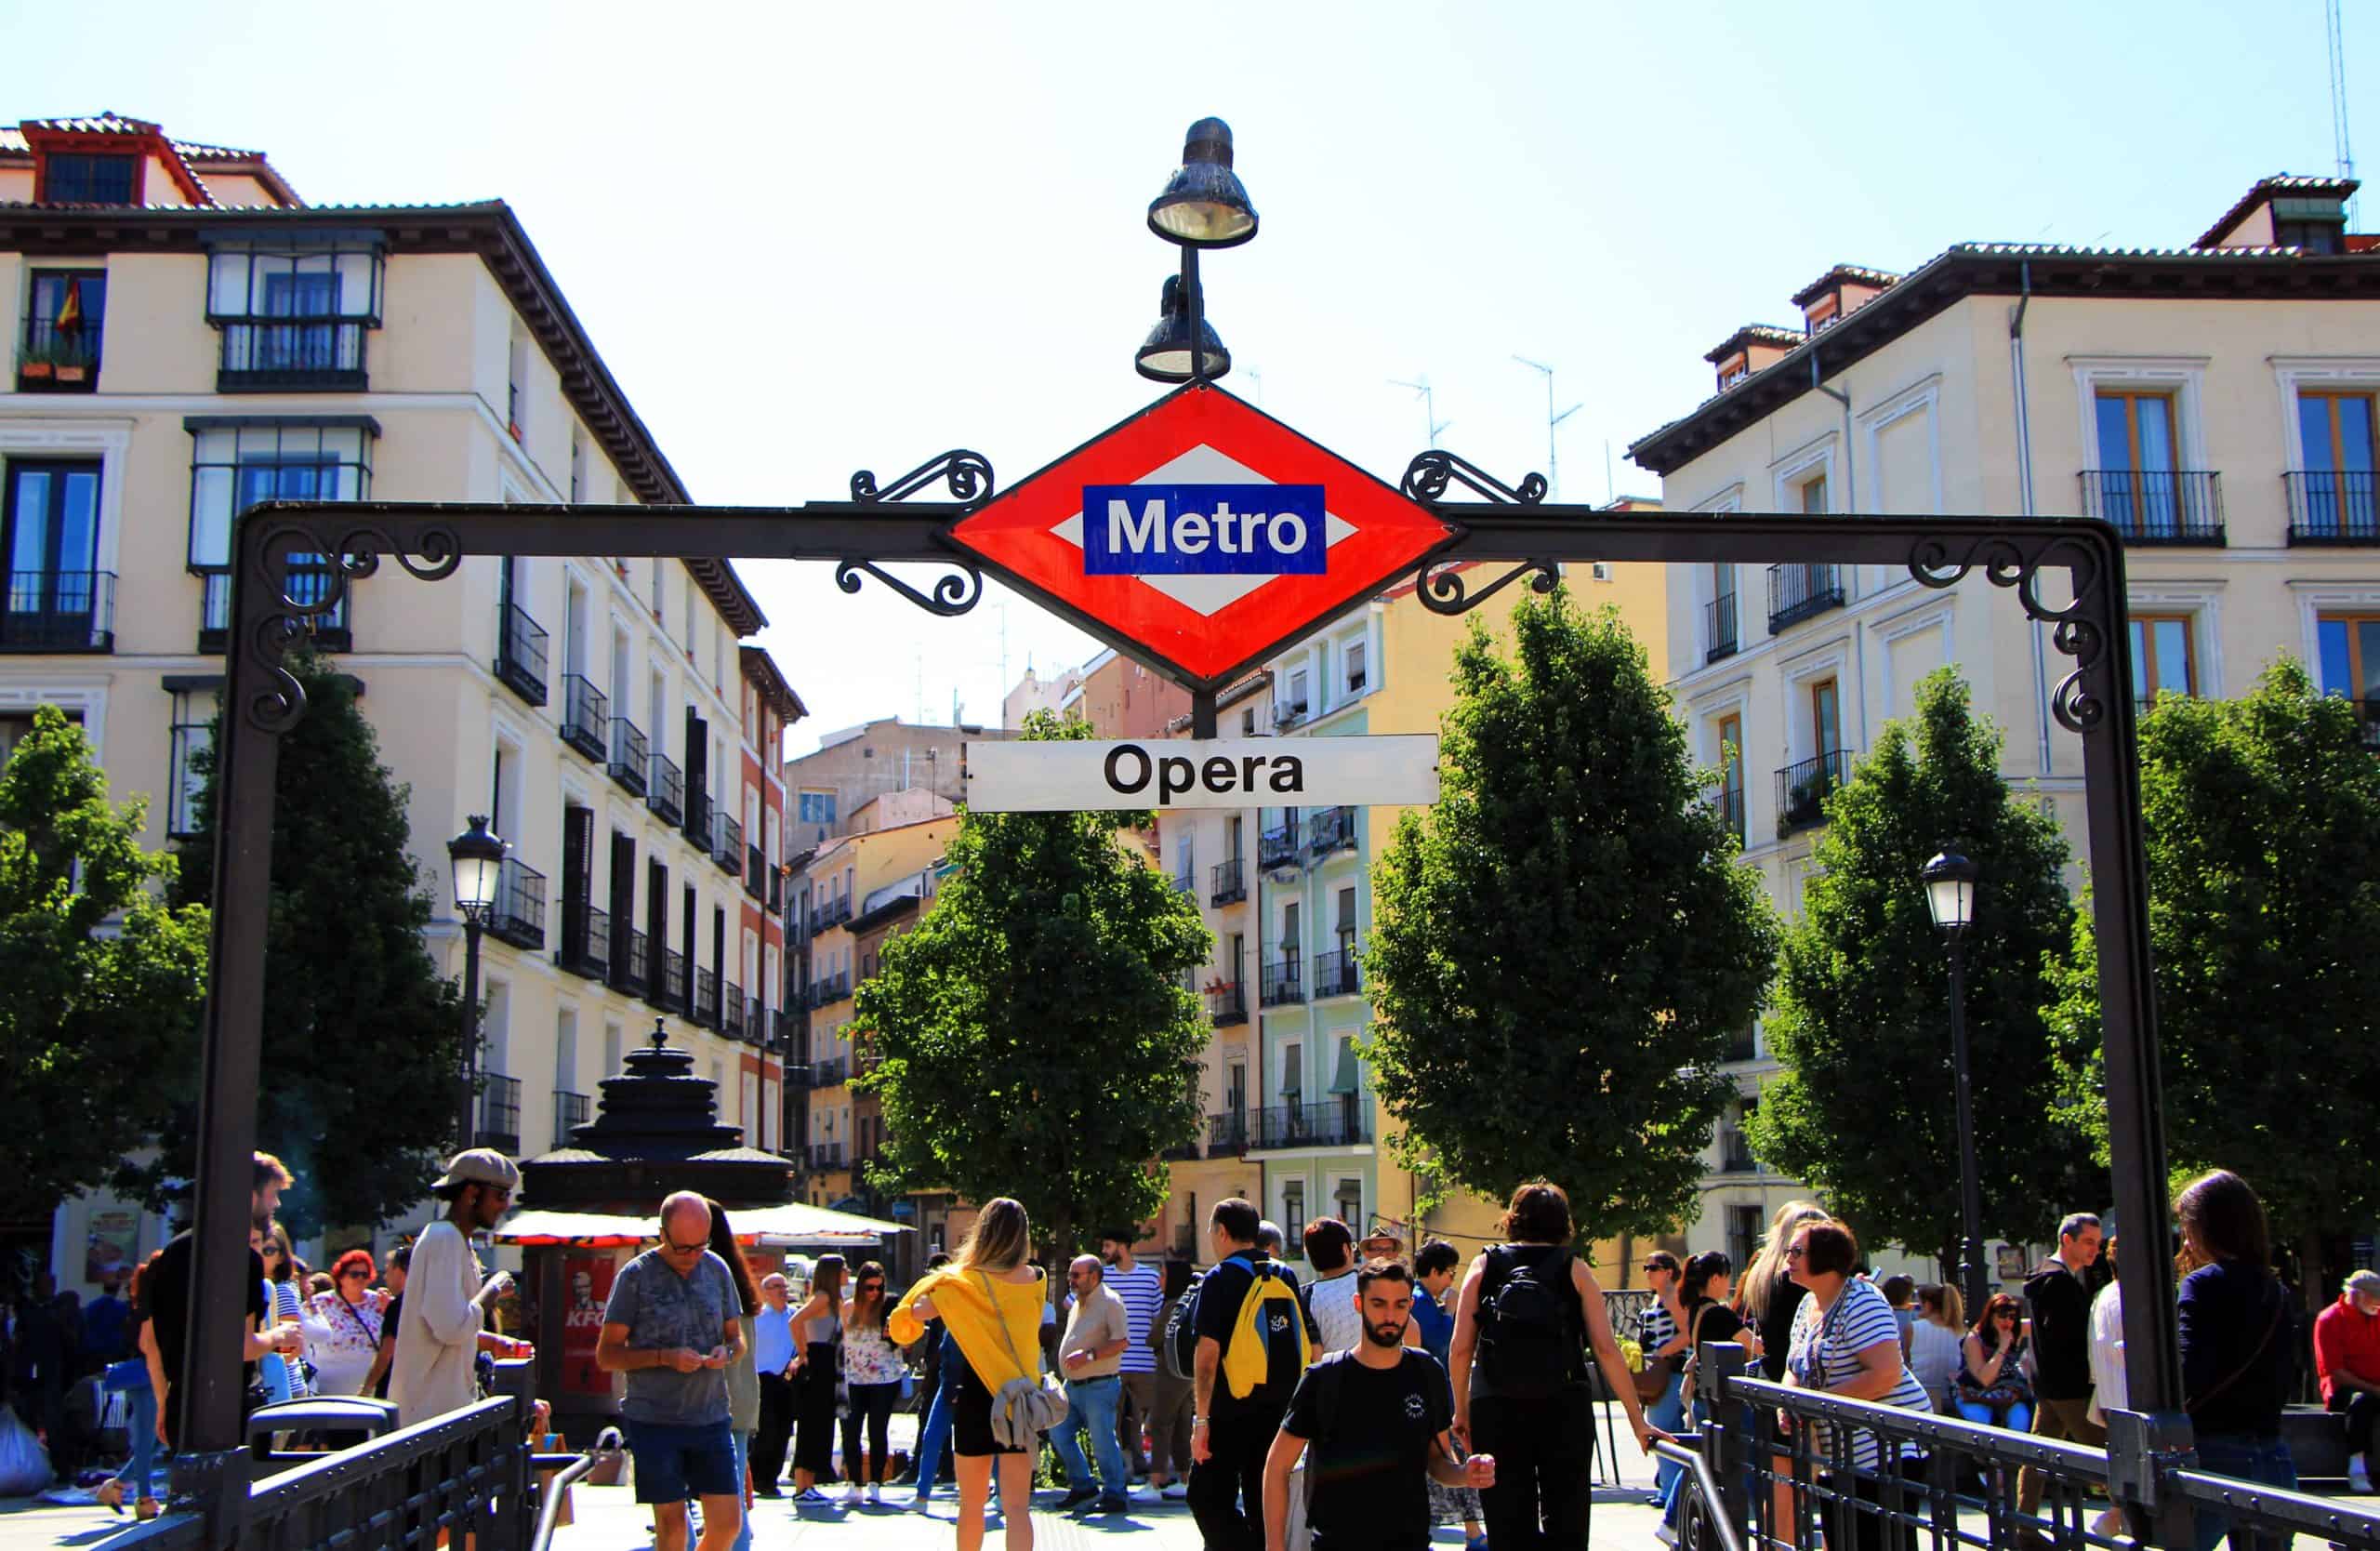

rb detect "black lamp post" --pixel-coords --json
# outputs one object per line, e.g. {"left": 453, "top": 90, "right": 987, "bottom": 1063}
{"left": 1137, "top": 117, "right": 1256, "bottom": 384}
{"left": 448, "top": 815, "right": 507, "bottom": 1149}
{"left": 1923, "top": 847, "right": 1987, "bottom": 1318}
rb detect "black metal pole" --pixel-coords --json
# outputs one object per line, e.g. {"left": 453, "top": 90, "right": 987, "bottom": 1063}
{"left": 1183, "top": 245, "right": 1206, "bottom": 384}
{"left": 459, "top": 915, "right": 483, "bottom": 1148}
{"left": 1191, "top": 686, "right": 1218, "bottom": 739}
{"left": 1947, "top": 932, "right": 1987, "bottom": 1319}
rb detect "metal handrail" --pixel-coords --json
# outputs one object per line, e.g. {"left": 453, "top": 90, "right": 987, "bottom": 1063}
{"left": 2168, "top": 1463, "right": 2380, "bottom": 1545}
{"left": 531, "top": 1446, "right": 599, "bottom": 1551}
{"left": 1653, "top": 1436, "right": 1744, "bottom": 1551}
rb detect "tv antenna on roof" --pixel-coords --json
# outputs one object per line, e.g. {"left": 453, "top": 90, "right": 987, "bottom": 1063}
{"left": 2332, "top": 0, "right": 2360, "bottom": 227}
{"left": 1514, "top": 355, "right": 1584, "bottom": 502}
{"left": 1390, "top": 377, "right": 1451, "bottom": 448}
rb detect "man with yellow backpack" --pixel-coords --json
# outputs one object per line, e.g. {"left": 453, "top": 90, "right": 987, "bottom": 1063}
{"left": 1183, "top": 1199, "right": 1320, "bottom": 1551}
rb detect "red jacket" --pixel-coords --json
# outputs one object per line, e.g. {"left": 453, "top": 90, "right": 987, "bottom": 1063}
{"left": 2312, "top": 1295, "right": 2380, "bottom": 1405}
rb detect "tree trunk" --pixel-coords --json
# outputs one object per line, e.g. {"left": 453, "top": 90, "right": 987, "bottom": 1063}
{"left": 2303, "top": 1230, "right": 2329, "bottom": 1317}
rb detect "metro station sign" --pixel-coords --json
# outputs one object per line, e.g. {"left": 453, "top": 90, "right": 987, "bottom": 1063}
{"left": 946, "top": 383, "right": 1455, "bottom": 689}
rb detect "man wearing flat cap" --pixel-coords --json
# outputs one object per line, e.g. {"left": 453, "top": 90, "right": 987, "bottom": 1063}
{"left": 392, "top": 1148, "right": 532, "bottom": 1425}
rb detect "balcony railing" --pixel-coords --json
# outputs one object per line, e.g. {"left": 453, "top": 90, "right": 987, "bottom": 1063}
{"left": 747, "top": 843, "right": 767, "bottom": 900}
{"left": 197, "top": 563, "right": 348, "bottom": 654}
{"left": 1261, "top": 957, "right": 1304, "bottom": 1007}
{"left": 1307, "top": 805, "right": 1357, "bottom": 856}
{"left": 1776, "top": 749, "right": 1853, "bottom": 836}
{"left": 495, "top": 603, "right": 549, "bottom": 707}
{"left": 607, "top": 717, "right": 649, "bottom": 797}
{"left": 1714, "top": 779, "right": 1745, "bottom": 843}
{"left": 683, "top": 789, "right": 711, "bottom": 848}
{"left": 693, "top": 966, "right": 720, "bottom": 1028}
{"left": 2080, "top": 470, "right": 2226, "bottom": 545}
{"left": 1206, "top": 982, "right": 1249, "bottom": 1027}
{"left": 1210, "top": 855, "right": 1247, "bottom": 906}
{"left": 2285, "top": 470, "right": 2380, "bottom": 544}
{"left": 1, "top": 570, "right": 115, "bottom": 651}
{"left": 809, "top": 1141, "right": 846, "bottom": 1169}
{"left": 477, "top": 1074, "right": 522, "bottom": 1157}
{"left": 820, "top": 896, "right": 852, "bottom": 928}
{"left": 560, "top": 674, "right": 607, "bottom": 761}
{"left": 647, "top": 750, "right": 683, "bottom": 825}
{"left": 812, "top": 1057, "right": 848, "bottom": 1089}
{"left": 1766, "top": 562, "right": 1844, "bottom": 632}
{"left": 1725, "top": 1026, "right": 1760, "bottom": 1063}
{"left": 1718, "top": 1129, "right": 1759, "bottom": 1173}
{"left": 773, "top": 1008, "right": 799, "bottom": 1047}
{"left": 1253, "top": 1100, "right": 1370, "bottom": 1149}
{"left": 1171, "top": 870, "right": 1195, "bottom": 895}
{"left": 217, "top": 318, "right": 368, "bottom": 391}
{"left": 1312, "top": 946, "right": 1360, "bottom": 999}
{"left": 712, "top": 810, "right": 744, "bottom": 875}
{"left": 658, "top": 947, "right": 689, "bottom": 1013}
{"left": 1208, "top": 1110, "right": 1250, "bottom": 1156}
{"left": 561, "top": 900, "right": 608, "bottom": 980}
{"left": 488, "top": 857, "right": 547, "bottom": 950}
{"left": 724, "top": 988, "right": 747, "bottom": 1041}
{"left": 17, "top": 313, "right": 101, "bottom": 392}
{"left": 551, "top": 1090, "right": 589, "bottom": 1146}
{"left": 1706, "top": 592, "right": 1739, "bottom": 664}
{"left": 615, "top": 927, "right": 649, "bottom": 997}
{"left": 1259, "top": 823, "right": 1302, "bottom": 870}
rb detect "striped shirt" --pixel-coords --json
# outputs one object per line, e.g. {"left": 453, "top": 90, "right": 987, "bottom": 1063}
{"left": 1787, "top": 1279, "right": 1934, "bottom": 1470}
{"left": 1105, "top": 1260, "right": 1164, "bottom": 1374}
{"left": 1641, "top": 1299, "right": 1680, "bottom": 1357}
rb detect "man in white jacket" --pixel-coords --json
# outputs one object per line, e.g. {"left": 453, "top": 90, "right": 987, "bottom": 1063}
{"left": 391, "top": 1148, "right": 532, "bottom": 1426}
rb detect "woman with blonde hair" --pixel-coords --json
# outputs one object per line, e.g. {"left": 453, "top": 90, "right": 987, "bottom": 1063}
{"left": 1741, "top": 1200, "right": 1827, "bottom": 1381}
{"left": 890, "top": 1200, "right": 1049, "bottom": 1551}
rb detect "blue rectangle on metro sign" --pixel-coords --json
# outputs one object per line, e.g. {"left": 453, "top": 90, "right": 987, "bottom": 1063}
{"left": 1082, "top": 483, "right": 1328, "bottom": 576}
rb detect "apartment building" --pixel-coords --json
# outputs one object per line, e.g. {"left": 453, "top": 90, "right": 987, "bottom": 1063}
{"left": 1631, "top": 173, "right": 2380, "bottom": 1283}
{"left": 780, "top": 716, "right": 1013, "bottom": 852}
{"left": 1062, "top": 646, "right": 1192, "bottom": 739}
{"left": 0, "top": 113, "right": 801, "bottom": 1288}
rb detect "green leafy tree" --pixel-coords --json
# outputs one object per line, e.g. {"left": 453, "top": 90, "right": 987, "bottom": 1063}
{"left": 1364, "top": 589, "right": 1778, "bottom": 1243}
{"left": 0, "top": 708, "right": 209, "bottom": 1223}
{"left": 1747, "top": 669, "right": 2094, "bottom": 1265}
{"left": 134, "top": 651, "right": 466, "bottom": 1234}
{"left": 2046, "top": 659, "right": 2380, "bottom": 1303}
{"left": 853, "top": 710, "right": 1213, "bottom": 1264}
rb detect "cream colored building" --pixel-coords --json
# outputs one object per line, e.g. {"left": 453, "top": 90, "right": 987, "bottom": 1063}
{"left": 1630, "top": 173, "right": 2380, "bottom": 1286}
{"left": 0, "top": 113, "right": 801, "bottom": 1288}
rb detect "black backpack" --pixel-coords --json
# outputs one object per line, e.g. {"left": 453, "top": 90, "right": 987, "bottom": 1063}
{"left": 1476, "top": 1246, "right": 1580, "bottom": 1399}
{"left": 1162, "top": 1267, "right": 1210, "bottom": 1382}
{"left": 1162, "top": 1257, "right": 1312, "bottom": 1396}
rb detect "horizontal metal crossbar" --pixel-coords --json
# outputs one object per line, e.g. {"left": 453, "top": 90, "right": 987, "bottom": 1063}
{"left": 1730, "top": 1374, "right": 2114, "bottom": 1479}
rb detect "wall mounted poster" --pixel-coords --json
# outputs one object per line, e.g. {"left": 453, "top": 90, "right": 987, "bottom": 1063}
{"left": 86, "top": 1210, "right": 139, "bottom": 1283}
{"left": 560, "top": 1254, "right": 618, "bottom": 1396}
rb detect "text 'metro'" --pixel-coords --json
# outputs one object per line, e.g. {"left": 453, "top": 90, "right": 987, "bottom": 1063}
{"left": 1082, "top": 483, "right": 1327, "bottom": 577}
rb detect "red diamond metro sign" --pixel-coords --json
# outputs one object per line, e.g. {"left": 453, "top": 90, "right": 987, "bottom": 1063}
{"left": 946, "top": 383, "right": 1455, "bottom": 690}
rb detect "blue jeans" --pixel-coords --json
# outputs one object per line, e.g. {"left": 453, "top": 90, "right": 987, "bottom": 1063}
{"left": 1658, "top": 1398, "right": 1760, "bottom": 1529}
{"left": 914, "top": 1332, "right": 961, "bottom": 1498}
{"left": 730, "top": 1431, "right": 753, "bottom": 1551}
{"left": 113, "top": 1387, "right": 158, "bottom": 1495}
{"left": 1051, "top": 1375, "right": 1126, "bottom": 1498}
{"left": 1647, "top": 1367, "right": 1688, "bottom": 1500}
{"left": 2190, "top": 1432, "right": 2296, "bottom": 1551}
{"left": 1953, "top": 1397, "right": 2034, "bottom": 1434}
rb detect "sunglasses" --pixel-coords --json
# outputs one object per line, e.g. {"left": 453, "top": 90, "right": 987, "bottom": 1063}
{"left": 859, "top": 1280, "right": 883, "bottom": 1292}
{"left": 1785, "top": 1246, "right": 1805, "bottom": 1259}
{"left": 662, "top": 1237, "right": 707, "bottom": 1255}
{"left": 339, "top": 1270, "right": 370, "bottom": 1281}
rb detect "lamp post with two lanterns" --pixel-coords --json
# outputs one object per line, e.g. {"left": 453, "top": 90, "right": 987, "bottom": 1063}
{"left": 1923, "top": 847, "right": 1989, "bottom": 1319}
{"left": 447, "top": 815, "right": 508, "bottom": 1151}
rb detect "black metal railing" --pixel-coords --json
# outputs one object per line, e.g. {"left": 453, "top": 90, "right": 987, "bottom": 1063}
{"left": 237, "top": 1391, "right": 541, "bottom": 1551}
{"left": 747, "top": 842, "right": 766, "bottom": 900}
{"left": 2079, "top": 469, "right": 2226, "bottom": 545}
{"left": 559, "top": 674, "right": 606, "bottom": 761}
{"left": 1261, "top": 957, "right": 1304, "bottom": 1006}
{"left": 616, "top": 927, "right": 649, "bottom": 997}
{"left": 1713, "top": 779, "right": 1745, "bottom": 842}
{"left": 1253, "top": 1100, "right": 1369, "bottom": 1149}
{"left": 488, "top": 858, "right": 546, "bottom": 950}
{"left": 1207, "top": 982, "right": 1249, "bottom": 1026}
{"left": 712, "top": 809, "right": 743, "bottom": 874}
{"left": 647, "top": 750, "right": 683, "bottom": 825}
{"left": 217, "top": 318, "right": 368, "bottom": 391}
{"left": 494, "top": 603, "right": 549, "bottom": 706}
{"left": 1210, "top": 855, "right": 1247, "bottom": 905}
{"left": 1776, "top": 749, "right": 1852, "bottom": 836}
{"left": 1, "top": 569, "right": 115, "bottom": 651}
{"left": 1307, "top": 805, "right": 1357, "bottom": 855}
{"left": 478, "top": 1074, "right": 522, "bottom": 1157}
{"left": 724, "top": 988, "right": 747, "bottom": 1041}
{"left": 810, "top": 1141, "right": 846, "bottom": 1169}
{"left": 692, "top": 966, "right": 719, "bottom": 1028}
{"left": 2286, "top": 469, "right": 2380, "bottom": 543}
{"left": 820, "top": 896, "right": 852, "bottom": 927}
{"left": 1313, "top": 946, "right": 1359, "bottom": 998}
{"left": 198, "top": 564, "right": 350, "bottom": 654}
{"left": 17, "top": 313, "right": 101, "bottom": 391}
{"left": 1706, "top": 592, "right": 1739, "bottom": 663}
{"left": 607, "top": 716, "right": 648, "bottom": 797}
{"left": 1259, "top": 823, "right": 1302, "bottom": 870}
{"left": 1208, "top": 1110, "right": 1250, "bottom": 1156}
{"left": 658, "top": 948, "right": 688, "bottom": 1012}
{"left": 683, "top": 789, "right": 711, "bottom": 847}
{"left": 812, "top": 1058, "right": 848, "bottom": 1089}
{"left": 551, "top": 1090, "right": 589, "bottom": 1146}
{"left": 1766, "top": 562, "right": 1844, "bottom": 632}
{"left": 1718, "top": 1128, "right": 1758, "bottom": 1173}
{"left": 820, "top": 970, "right": 851, "bottom": 1003}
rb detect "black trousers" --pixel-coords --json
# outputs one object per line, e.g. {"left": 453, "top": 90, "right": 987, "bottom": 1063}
{"left": 792, "top": 1344, "right": 840, "bottom": 1477}
{"left": 1188, "top": 1407, "right": 1282, "bottom": 1551}
{"left": 752, "top": 1372, "right": 795, "bottom": 1490}
{"left": 1470, "top": 1387, "right": 1592, "bottom": 1551}
{"left": 2335, "top": 1389, "right": 2380, "bottom": 1466}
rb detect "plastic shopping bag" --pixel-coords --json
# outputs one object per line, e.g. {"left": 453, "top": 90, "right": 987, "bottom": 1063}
{"left": 0, "top": 1403, "right": 52, "bottom": 1497}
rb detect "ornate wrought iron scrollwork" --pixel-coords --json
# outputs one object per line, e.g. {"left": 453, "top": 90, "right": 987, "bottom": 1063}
{"left": 1399, "top": 450, "right": 1548, "bottom": 506}
{"left": 833, "top": 559, "right": 985, "bottom": 617}
{"left": 242, "top": 518, "right": 465, "bottom": 733}
{"left": 1909, "top": 531, "right": 2109, "bottom": 736}
{"left": 849, "top": 450, "right": 996, "bottom": 506}
{"left": 1413, "top": 557, "right": 1561, "bottom": 616}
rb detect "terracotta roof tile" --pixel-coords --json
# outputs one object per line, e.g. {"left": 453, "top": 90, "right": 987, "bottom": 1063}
{"left": 2196, "top": 174, "right": 2360, "bottom": 248}
{"left": 1702, "top": 324, "right": 1805, "bottom": 365}
{"left": 1790, "top": 263, "right": 1901, "bottom": 309}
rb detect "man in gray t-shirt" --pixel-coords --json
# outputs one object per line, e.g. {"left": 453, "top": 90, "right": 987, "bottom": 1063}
{"left": 597, "top": 1193, "right": 747, "bottom": 1551}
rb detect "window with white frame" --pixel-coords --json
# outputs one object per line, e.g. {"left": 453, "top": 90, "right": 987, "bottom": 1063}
{"left": 1344, "top": 638, "right": 1368, "bottom": 694}
{"left": 205, "top": 241, "right": 382, "bottom": 386}
{"left": 187, "top": 420, "right": 372, "bottom": 646}
{"left": 167, "top": 688, "right": 217, "bottom": 840}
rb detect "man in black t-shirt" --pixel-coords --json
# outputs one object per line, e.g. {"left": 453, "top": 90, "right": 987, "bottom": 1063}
{"left": 1263, "top": 1259, "right": 1494, "bottom": 1551}
{"left": 1190, "top": 1198, "right": 1321, "bottom": 1551}
{"left": 141, "top": 1151, "right": 301, "bottom": 1449}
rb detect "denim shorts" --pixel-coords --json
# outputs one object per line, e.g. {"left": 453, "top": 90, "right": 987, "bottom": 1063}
{"left": 625, "top": 1417, "right": 740, "bottom": 1504}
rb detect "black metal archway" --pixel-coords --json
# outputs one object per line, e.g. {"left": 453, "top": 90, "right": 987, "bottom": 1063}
{"left": 173, "top": 432, "right": 2175, "bottom": 1541}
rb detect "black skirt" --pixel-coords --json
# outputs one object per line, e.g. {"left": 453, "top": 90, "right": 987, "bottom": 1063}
{"left": 950, "top": 1355, "right": 1027, "bottom": 1458}
{"left": 792, "top": 1341, "right": 840, "bottom": 1475}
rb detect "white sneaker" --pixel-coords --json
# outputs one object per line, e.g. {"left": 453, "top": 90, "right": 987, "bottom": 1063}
{"left": 866, "top": 1483, "right": 882, "bottom": 1505}
{"left": 840, "top": 1484, "right": 863, "bottom": 1505}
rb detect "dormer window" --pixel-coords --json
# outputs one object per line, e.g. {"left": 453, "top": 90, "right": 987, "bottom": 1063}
{"left": 42, "top": 152, "right": 136, "bottom": 204}
{"left": 1719, "top": 356, "right": 1750, "bottom": 390}
{"left": 1804, "top": 294, "right": 1840, "bottom": 334}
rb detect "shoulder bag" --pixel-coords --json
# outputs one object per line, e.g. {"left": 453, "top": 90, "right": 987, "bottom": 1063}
{"left": 976, "top": 1270, "right": 1068, "bottom": 1450}
{"left": 1678, "top": 1300, "right": 1725, "bottom": 1409}
{"left": 1633, "top": 1291, "right": 1679, "bottom": 1404}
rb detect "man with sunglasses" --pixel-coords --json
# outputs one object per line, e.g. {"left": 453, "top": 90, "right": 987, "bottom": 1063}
{"left": 392, "top": 1148, "right": 529, "bottom": 1426}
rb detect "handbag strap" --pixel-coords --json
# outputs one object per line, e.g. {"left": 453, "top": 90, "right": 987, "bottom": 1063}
{"left": 973, "top": 1268, "right": 1042, "bottom": 1383}
{"left": 332, "top": 1292, "right": 377, "bottom": 1345}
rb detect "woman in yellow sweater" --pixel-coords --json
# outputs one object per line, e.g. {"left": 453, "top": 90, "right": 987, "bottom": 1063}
{"left": 890, "top": 1198, "right": 1046, "bottom": 1551}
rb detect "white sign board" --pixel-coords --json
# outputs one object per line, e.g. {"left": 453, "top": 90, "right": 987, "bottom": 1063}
{"left": 964, "top": 736, "right": 1441, "bottom": 812}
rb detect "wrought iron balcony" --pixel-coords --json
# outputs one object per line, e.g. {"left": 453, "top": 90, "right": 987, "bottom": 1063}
{"left": 809, "top": 1141, "right": 847, "bottom": 1169}
{"left": 712, "top": 809, "right": 744, "bottom": 875}
{"left": 1718, "top": 1128, "right": 1759, "bottom": 1173}
{"left": 1776, "top": 749, "right": 1853, "bottom": 836}
{"left": 656, "top": 947, "right": 689, "bottom": 1013}
{"left": 17, "top": 312, "right": 101, "bottom": 392}
{"left": 1171, "top": 869, "right": 1196, "bottom": 895}
{"left": 607, "top": 716, "right": 649, "bottom": 797}
{"left": 560, "top": 674, "right": 607, "bottom": 761}
{"left": 1206, "top": 982, "right": 1249, "bottom": 1027}
{"left": 561, "top": 900, "right": 608, "bottom": 980}
{"left": 2079, "top": 470, "right": 2226, "bottom": 545}
{"left": 693, "top": 966, "right": 720, "bottom": 1028}
{"left": 812, "top": 1057, "right": 849, "bottom": 1089}
{"left": 1253, "top": 1099, "right": 1369, "bottom": 1149}
{"left": 1208, "top": 1110, "right": 1251, "bottom": 1156}
{"left": 1706, "top": 592, "right": 1739, "bottom": 664}
{"left": 1307, "top": 805, "right": 1357, "bottom": 856}
{"left": 1260, "top": 957, "right": 1304, "bottom": 1006}
{"left": 477, "top": 1074, "right": 522, "bottom": 1157}
{"left": 683, "top": 789, "right": 711, "bottom": 848}
{"left": 1259, "top": 823, "right": 1302, "bottom": 870}
{"left": 217, "top": 318, "right": 368, "bottom": 391}
{"left": 724, "top": 988, "right": 747, "bottom": 1041}
{"left": 488, "top": 857, "right": 546, "bottom": 951}
{"left": 1766, "top": 563, "right": 1844, "bottom": 633}
{"left": 747, "top": 843, "right": 766, "bottom": 900}
{"left": 1714, "top": 780, "right": 1745, "bottom": 843}
{"left": 1210, "top": 855, "right": 1247, "bottom": 906}
{"left": 495, "top": 602, "right": 549, "bottom": 707}
{"left": 820, "top": 896, "right": 852, "bottom": 928}
{"left": 197, "top": 563, "right": 347, "bottom": 655}
{"left": 551, "top": 1090, "right": 589, "bottom": 1147}
{"left": 647, "top": 750, "right": 683, "bottom": 825}
{"left": 1313, "top": 947, "right": 1360, "bottom": 999}
{"left": 2286, "top": 470, "right": 2380, "bottom": 544}
{"left": 1, "top": 570, "right": 115, "bottom": 652}
{"left": 615, "top": 927, "right": 649, "bottom": 998}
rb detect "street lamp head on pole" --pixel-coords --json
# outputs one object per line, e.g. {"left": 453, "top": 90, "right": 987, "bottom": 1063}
{"left": 1147, "top": 116, "right": 1258, "bottom": 248}
{"left": 447, "top": 815, "right": 507, "bottom": 922}
{"left": 1135, "top": 272, "right": 1232, "bottom": 383}
{"left": 1922, "top": 848, "right": 1979, "bottom": 937}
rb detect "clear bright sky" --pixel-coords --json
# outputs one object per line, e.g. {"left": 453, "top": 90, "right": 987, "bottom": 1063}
{"left": 7, "top": 2, "right": 2372, "bottom": 753}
